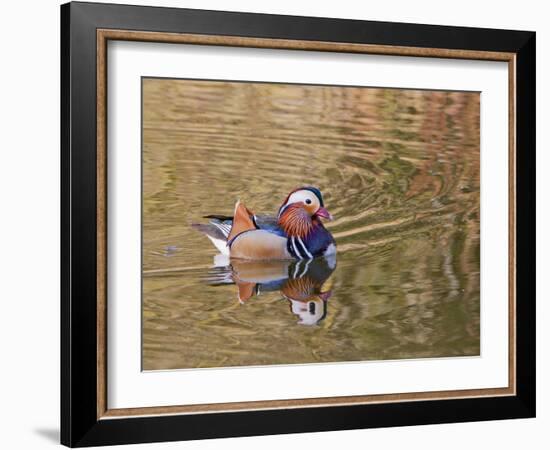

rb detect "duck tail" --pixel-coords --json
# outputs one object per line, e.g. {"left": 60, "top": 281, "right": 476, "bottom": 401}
{"left": 190, "top": 223, "right": 230, "bottom": 255}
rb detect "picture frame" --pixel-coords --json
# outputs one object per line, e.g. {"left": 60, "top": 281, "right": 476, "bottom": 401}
{"left": 60, "top": 1, "right": 536, "bottom": 447}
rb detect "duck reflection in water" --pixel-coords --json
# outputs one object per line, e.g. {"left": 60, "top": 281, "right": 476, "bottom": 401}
{"left": 207, "top": 255, "right": 336, "bottom": 326}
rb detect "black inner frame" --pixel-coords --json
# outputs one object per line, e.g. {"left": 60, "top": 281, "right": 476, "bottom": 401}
{"left": 61, "top": 2, "right": 536, "bottom": 447}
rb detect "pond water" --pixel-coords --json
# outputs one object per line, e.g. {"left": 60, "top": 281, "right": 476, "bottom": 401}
{"left": 142, "top": 78, "right": 480, "bottom": 370}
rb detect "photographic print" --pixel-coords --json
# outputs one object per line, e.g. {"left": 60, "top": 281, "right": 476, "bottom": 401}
{"left": 142, "top": 78, "right": 480, "bottom": 371}
{"left": 62, "top": 6, "right": 535, "bottom": 444}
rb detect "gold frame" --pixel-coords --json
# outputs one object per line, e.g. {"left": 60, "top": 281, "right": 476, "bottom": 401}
{"left": 96, "top": 29, "right": 516, "bottom": 420}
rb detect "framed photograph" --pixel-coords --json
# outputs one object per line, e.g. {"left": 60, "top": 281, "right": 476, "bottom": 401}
{"left": 61, "top": 2, "right": 535, "bottom": 447}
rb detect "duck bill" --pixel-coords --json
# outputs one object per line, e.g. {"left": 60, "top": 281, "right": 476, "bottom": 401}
{"left": 315, "top": 207, "right": 333, "bottom": 221}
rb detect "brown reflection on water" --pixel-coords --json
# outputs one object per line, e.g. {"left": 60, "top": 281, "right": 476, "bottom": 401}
{"left": 142, "top": 78, "right": 480, "bottom": 370}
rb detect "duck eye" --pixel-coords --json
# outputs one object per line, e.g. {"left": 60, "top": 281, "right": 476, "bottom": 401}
{"left": 305, "top": 199, "right": 312, "bottom": 205}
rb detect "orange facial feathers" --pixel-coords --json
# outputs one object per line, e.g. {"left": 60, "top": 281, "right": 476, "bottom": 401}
{"left": 277, "top": 204, "right": 313, "bottom": 238}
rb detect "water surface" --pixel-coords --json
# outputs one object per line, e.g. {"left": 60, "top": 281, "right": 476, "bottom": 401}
{"left": 142, "top": 78, "right": 480, "bottom": 370}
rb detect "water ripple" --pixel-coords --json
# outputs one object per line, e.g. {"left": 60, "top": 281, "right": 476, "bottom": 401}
{"left": 141, "top": 79, "right": 480, "bottom": 370}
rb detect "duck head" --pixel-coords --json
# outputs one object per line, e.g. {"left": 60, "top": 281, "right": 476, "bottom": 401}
{"left": 277, "top": 187, "right": 333, "bottom": 238}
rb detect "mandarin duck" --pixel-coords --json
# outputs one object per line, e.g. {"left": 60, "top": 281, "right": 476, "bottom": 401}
{"left": 192, "top": 187, "right": 336, "bottom": 260}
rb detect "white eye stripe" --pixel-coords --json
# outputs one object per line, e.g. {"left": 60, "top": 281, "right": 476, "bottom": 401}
{"left": 286, "top": 190, "right": 318, "bottom": 206}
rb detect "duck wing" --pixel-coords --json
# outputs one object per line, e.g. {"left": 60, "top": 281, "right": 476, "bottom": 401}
{"left": 198, "top": 214, "right": 284, "bottom": 238}
{"left": 193, "top": 202, "right": 259, "bottom": 255}
{"left": 193, "top": 206, "right": 285, "bottom": 256}
{"left": 226, "top": 201, "right": 257, "bottom": 243}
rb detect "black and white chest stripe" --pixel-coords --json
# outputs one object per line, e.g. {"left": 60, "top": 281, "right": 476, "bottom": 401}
{"left": 287, "top": 236, "right": 313, "bottom": 260}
